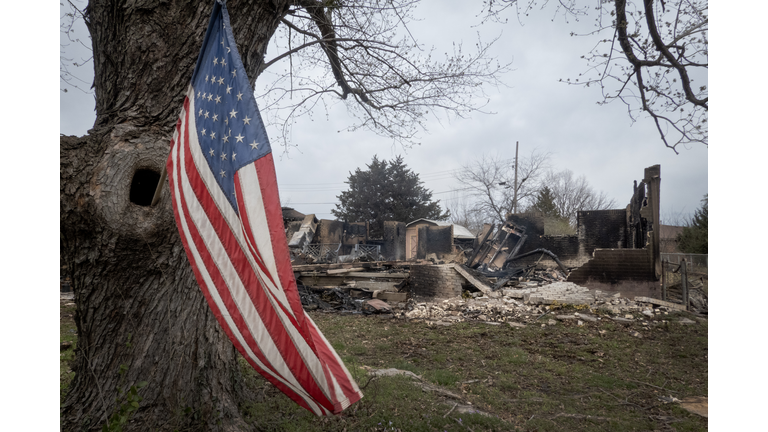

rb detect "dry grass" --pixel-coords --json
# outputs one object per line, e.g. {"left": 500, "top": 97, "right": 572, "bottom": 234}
{"left": 61, "top": 301, "right": 708, "bottom": 431}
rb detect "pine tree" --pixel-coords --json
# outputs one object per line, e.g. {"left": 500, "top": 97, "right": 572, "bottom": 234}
{"left": 333, "top": 156, "right": 449, "bottom": 238}
{"left": 677, "top": 194, "right": 708, "bottom": 254}
{"left": 530, "top": 186, "right": 560, "bottom": 218}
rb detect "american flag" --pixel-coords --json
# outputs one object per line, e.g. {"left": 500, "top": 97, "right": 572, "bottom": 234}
{"left": 166, "top": 1, "right": 362, "bottom": 415}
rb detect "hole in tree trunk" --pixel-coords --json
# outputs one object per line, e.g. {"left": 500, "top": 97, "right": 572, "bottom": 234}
{"left": 130, "top": 169, "right": 161, "bottom": 206}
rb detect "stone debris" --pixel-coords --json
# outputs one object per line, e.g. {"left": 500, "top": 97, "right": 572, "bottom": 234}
{"left": 398, "top": 280, "right": 691, "bottom": 325}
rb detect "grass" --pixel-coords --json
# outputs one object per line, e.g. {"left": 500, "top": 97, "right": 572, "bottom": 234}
{"left": 60, "top": 300, "right": 78, "bottom": 405}
{"left": 61, "top": 301, "right": 708, "bottom": 431}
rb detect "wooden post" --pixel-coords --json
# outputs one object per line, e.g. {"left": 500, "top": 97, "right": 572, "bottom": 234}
{"left": 513, "top": 141, "right": 519, "bottom": 213}
{"left": 681, "top": 258, "right": 689, "bottom": 311}
{"left": 661, "top": 259, "right": 667, "bottom": 301}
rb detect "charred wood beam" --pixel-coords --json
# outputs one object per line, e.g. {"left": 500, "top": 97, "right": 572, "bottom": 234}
{"left": 502, "top": 248, "right": 568, "bottom": 274}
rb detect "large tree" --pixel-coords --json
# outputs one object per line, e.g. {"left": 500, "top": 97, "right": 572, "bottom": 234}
{"left": 543, "top": 169, "right": 617, "bottom": 225}
{"left": 59, "top": 1, "right": 504, "bottom": 430}
{"left": 454, "top": 150, "right": 550, "bottom": 224}
{"left": 332, "top": 155, "right": 448, "bottom": 238}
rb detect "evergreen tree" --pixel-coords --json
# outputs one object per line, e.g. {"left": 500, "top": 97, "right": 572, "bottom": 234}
{"left": 333, "top": 156, "right": 449, "bottom": 238}
{"left": 530, "top": 186, "right": 560, "bottom": 218}
{"left": 677, "top": 194, "right": 708, "bottom": 254}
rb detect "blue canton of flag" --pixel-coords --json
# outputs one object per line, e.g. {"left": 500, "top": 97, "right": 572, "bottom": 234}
{"left": 191, "top": 5, "right": 270, "bottom": 212}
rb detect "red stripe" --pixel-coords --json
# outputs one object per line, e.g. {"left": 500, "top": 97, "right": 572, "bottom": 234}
{"left": 236, "top": 160, "right": 362, "bottom": 411}
{"left": 167, "top": 99, "right": 321, "bottom": 413}
{"left": 176, "top": 106, "right": 333, "bottom": 411}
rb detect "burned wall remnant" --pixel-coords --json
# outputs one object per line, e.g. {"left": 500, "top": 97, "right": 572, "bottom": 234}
{"left": 564, "top": 164, "right": 661, "bottom": 297}
{"left": 577, "top": 209, "right": 627, "bottom": 256}
{"left": 417, "top": 225, "right": 453, "bottom": 259}
{"left": 312, "top": 219, "right": 369, "bottom": 256}
{"left": 566, "top": 249, "right": 659, "bottom": 297}
{"left": 382, "top": 221, "right": 406, "bottom": 261}
{"left": 410, "top": 264, "right": 465, "bottom": 299}
{"left": 464, "top": 165, "right": 662, "bottom": 298}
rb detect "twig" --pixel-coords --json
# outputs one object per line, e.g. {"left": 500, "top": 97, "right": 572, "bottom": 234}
{"left": 599, "top": 388, "right": 645, "bottom": 410}
{"left": 626, "top": 378, "right": 677, "bottom": 392}
{"left": 453, "top": 417, "right": 475, "bottom": 432}
{"left": 551, "top": 413, "right": 612, "bottom": 421}
{"left": 443, "top": 402, "right": 458, "bottom": 418}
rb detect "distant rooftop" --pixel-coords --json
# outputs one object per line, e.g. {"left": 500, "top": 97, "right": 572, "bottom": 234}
{"left": 406, "top": 218, "right": 475, "bottom": 239}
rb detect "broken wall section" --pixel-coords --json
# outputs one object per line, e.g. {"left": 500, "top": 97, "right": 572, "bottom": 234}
{"left": 382, "top": 221, "right": 406, "bottom": 261}
{"left": 410, "top": 264, "right": 465, "bottom": 299}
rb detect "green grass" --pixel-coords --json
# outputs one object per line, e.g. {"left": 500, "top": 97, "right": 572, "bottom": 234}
{"left": 62, "top": 303, "right": 708, "bottom": 431}
{"left": 59, "top": 301, "right": 78, "bottom": 405}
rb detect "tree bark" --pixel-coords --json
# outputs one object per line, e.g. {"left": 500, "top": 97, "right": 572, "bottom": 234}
{"left": 60, "top": 1, "right": 289, "bottom": 430}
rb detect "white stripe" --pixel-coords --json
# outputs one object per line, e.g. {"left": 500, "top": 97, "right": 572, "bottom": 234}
{"left": 172, "top": 91, "right": 326, "bottom": 415}
{"left": 236, "top": 165, "right": 333, "bottom": 397}
{"left": 183, "top": 96, "right": 334, "bottom": 401}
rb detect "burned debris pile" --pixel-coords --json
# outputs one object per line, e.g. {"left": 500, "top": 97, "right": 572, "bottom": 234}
{"left": 283, "top": 164, "right": 707, "bottom": 317}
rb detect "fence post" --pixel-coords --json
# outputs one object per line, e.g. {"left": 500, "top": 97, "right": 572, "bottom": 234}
{"left": 661, "top": 259, "right": 667, "bottom": 301}
{"left": 681, "top": 258, "right": 689, "bottom": 311}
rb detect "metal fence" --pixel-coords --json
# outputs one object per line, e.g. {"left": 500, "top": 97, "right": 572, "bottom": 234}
{"left": 304, "top": 243, "right": 341, "bottom": 263}
{"left": 660, "top": 254, "right": 708, "bottom": 310}
{"left": 661, "top": 253, "right": 708, "bottom": 270}
{"left": 353, "top": 244, "right": 382, "bottom": 261}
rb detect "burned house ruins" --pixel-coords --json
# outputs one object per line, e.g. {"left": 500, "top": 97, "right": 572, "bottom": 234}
{"left": 286, "top": 165, "right": 665, "bottom": 305}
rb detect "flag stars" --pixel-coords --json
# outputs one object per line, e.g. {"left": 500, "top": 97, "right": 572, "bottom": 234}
{"left": 212, "top": 113, "right": 218, "bottom": 122}
{"left": 221, "top": 59, "right": 227, "bottom": 67}
{"left": 204, "top": 111, "right": 210, "bottom": 119}
{"left": 218, "top": 77, "right": 225, "bottom": 85}
{"left": 220, "top": 170, "right": 226, "bottom": 178}
{"left": 197, "top": 91, "right": 201, "bottom": 98}
{"left": 207, "top": 94, "right": 213, "bottom": 102}
{"left": 210, "top": 131, "right": 216, "bottom": 139}
{"left": 198, "top": 108, "right": 203, "bottom": 116}
{"left": 231, "top": 70, "right": 237, "bottom": 78}
{"left": 232, "top": 152, "right": 237, "bottom": 161}
{"left": 201, "top": 128, "right": 206, "bottom": 135}
{"left": 215, "top": 95, "right": 222, "bottom": 104}
{"left": 222, "top": 135, "right": 229, "bottom": 143}
{"left": 250, "top": 141, "right": 259, "bottom": 150}
{"left": 229, "top": 109, "right": 237, "bottom": 118}
{"left": 226, "top": 85, "right": 232, "bottom": 94}
{"left": 242, "top": 115, "right": 251, "bottom": 125}
{"left": 236, "top": 92, "right": 243, "bottom": 101}
{"left": 213, "top": 57, "right": 219, "bottom": 66}
{"left": 224, "top": 118, "right": 229, "bottom": 126}
{"left": 235, "top": 134, "right": 244, "bottom": 143}
{"left": 209, "top": 148, "right": 215, "bottom": 157}
{"left": 220, "top": 152, "right": 227, "bottom": 161}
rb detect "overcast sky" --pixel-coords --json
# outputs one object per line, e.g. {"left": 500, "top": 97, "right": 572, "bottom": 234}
{"left": 59, "top": 0, "right": 708, "bottom": 225}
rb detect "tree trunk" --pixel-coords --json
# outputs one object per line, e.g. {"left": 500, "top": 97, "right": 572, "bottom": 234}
{"left": 60, "top": 1, "right": 288, "bottom": 430}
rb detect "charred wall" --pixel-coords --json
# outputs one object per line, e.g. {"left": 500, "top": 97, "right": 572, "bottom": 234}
{"left": 577, "top": 210, "right": 628, "bottom": 256}
{"left": 314, "top": 220, "right": 369, "bottom": 254}
{"left": 382, "top": 221, "right": 406, "bottom": 261}
{"left": 417, "top": 225, "right": 453, "bottom": 259}
{"left": 566, "top": 249, "right": 658, "bottom": 297}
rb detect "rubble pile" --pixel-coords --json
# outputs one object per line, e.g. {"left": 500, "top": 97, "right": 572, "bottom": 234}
{"left": 399, "top": 282, "right": 692, "bottom": 324}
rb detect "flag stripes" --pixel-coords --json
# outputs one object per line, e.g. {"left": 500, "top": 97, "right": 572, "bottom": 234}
{"left": 167, "top": 89, "right": 362, "bottom": 415}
